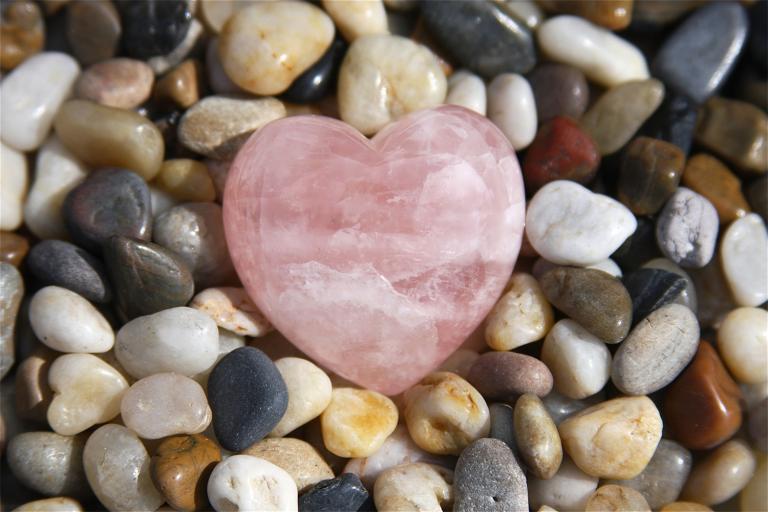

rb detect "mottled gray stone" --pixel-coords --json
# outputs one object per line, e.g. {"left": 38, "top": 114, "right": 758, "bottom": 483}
{"left": 27, "top": 240, "right": 112, "bottom": 303}
{"left": 656, "top": 187, "right": 719, "bottom": 268}
{"left": 0, "top": 262, "right": 23, "bottom": 379}
{"left": 489, "top": 403, "right": 516, "bottom": 452}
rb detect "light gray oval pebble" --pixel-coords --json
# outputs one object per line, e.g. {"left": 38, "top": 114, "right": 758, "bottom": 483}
{"left": 7, "top": 431, "right": 89, "bottom": 497}
{"left": 655, "top": 187, "right": 719, "bottom": 268}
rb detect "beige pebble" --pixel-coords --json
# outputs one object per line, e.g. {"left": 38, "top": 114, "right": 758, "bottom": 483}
{"left": 374, "top": 463, "right": 453, "bottom": 512}
{"left": 585, "top": 484, "right": 651, "bottom": 511}
{"left": 270, "top": 357, "right": 332, "bottom": 438}
{"left": 718, "top": 307, "right": 768, "bottom": 384}
{"left": 218, "top": 2, "right": 334, "bottom": 95}
{"left": 528, "top": 457, "right": 599, "bottom": 511}
{"left": 681, "top": 439, "right": 756, "bottom": 506}
{"left": 720, "top": 213, "right": 768, "bottom": 307}
{"left": 537, "top": 507, "right": 558, "bottom": 512}
{"left": 659, "top": 502, "right": 713, "bottom": 512}
{"left": 514, "top": 394, "right": 563, "bottom": 479}
{"left": 0, "top": 142, "right": 27, "bottom": 231}
{"left": 558, "top": 396, "right": 662, "bottom": 480}
{"left": 153, "top": 59, "right": 200, "bottom": 109}
{"left": 404, "top": 372, "right": 490, "bottom": 456}
{"left": 241, "top": 437, "right": 334, "bottom": 493}
{"left": 155, "top": 159, "right": 216, "bottom": 203}
{"left": 338, "top": 35, "right": 446, "bottom": 136}
{"left": 485, "top": 272, "right": 554, "bottom": 351}
{"left": 190, "top": 287, "right": 272, "bottom": 337}
{"left": 199, "top": 0, "right": 258, "bottom": 34}
{"left": 740, "top": 454, "right": 767, "bottom": 512}
{"left": 321, "top": 387, "right": 398, "bottom": 458}
{"left": 74, "top": 58, "right": 153, "bottom": 109}
{"left": 11, "top": 497, "right": 83, "bottom": 512}
{"left": 322, "top": 0, "right": 388, "bottom": 42}
{"left": 445, "top": 70, "right": 486, "bottom": 116}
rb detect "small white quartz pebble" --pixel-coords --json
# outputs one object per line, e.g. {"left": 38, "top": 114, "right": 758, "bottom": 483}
{"left": 374, "top": 463, "right": 453, "bottom": 512}
{"left": 720, "top": 213, "right": 768, "bottom": 306}
{"left": 487, "top": 73, "right": 537, "bottom": 150}
{"left": 270, "top": 357, "right": 332, "bottom": 437}
{"left": 718, "top": 307, "right": 768, "bottom": 384}
{"left": 0, "top": 142, "right": 27, "bottom": 231}
{"left": 446, "top": 70, "right": 486, "bottom": 116}
{"left": 656, "top": 187, "right": 719, "bottom": 269}
{"left": 528, "top": 457, "right": 599, "bottom": 511}
{"left": 322, "top": 0, "right": 388, "bottom": 41}
{"left": 29, "top": 286, "right": 114, "bottom": 353}
{"left": 0, "top": 52, "right": 80, "bottom": 151}
{"left": 207, "top": 455, "right": 298, "bottom": 512}
{"left": 537, "top": 16, "right": 649, "bottom": 88}
{"left": 526, "top": 181, "right": 637, "bottom": 266}
{"left": 190, "top": 287, "right": 272, "bottom": 337}
{"left": 485, "top": 273, "right": 554, "bottom": 351}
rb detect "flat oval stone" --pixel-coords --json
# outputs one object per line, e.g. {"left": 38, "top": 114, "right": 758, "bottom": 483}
{"left": 453, "top": 438, "right": 527, "bottom": 512}
{"left": 208, "top": 346, "right": 288, "bottom": 452}
{"left": 539, "top": 0, "right": 633, "bottom": 30}
{"left": 513, "top": 394, "right": 563, "bottom": 480}
{"left": 639, "top": 92, "right": 698, "bottom": 156}
{"left": 680, "top": 439, "right": 756, "bottom": 506}
{"left": 27, "top": 240, "right": 111, "bottom": 303}
{"left": 656, "top": 187, "right": 719, "bottom": 268}
{"left": 0, "top": 142, "right": 27, "bottom": 231}
{"left": 527, "top": 63, "right": 589, "bottom": 122}
{"left": 718, "top": 307, "right": 768, "bottom": 384}
{"left": 117, "top": 0, "right": 191, "bottom": 59}
{"left": 445, "top": 70, "right": 486, "bottom": 116}
{"left": 487, "top": 73, "right": 537, "bottom": 150}
{"left": 74, "top": 58, "right": 153, "bottom": 109}
{"left": 528, "top": 457, "right": 598, "bottom": 511}
{"left": 299, "top": 474, "right": 369, "bottom": 512}
{"left": 0, "top": 0, "right": 44, "bottom": 70}
{"left": 66, "top": 0, "right": 121, "bottom": 66}
{"left": 12, "top": 497, "right": 83, "bottom": 512}
{"left": 611, "top": 303, "right": 699, "bottom": 395}
{"left": 720, "top": 213, "right": 768, "bottom": 307}
{"left": 682, "top": 154, "right": 750, "bottom": 224}
{"left": 618, "top": 136, "right": 684, "bottom": 215}
{"left": 242, "top": 438, "right": 334, "bottom": 493}
{"left": 207, "top": 454, "right": 298, "bottom": 512}
{"left": 270, "top": 358, "right": 332, "bottom": 438}
{"left": 0, "top": 231, "right": 29, "bottom": 267}
{"left": 622, "top": 268, "right": 687, "bottom": 322}
{"left": 466, "top": 351, "right": 553, "bottom": 400}
{"left": 374, "top": 462, "right": 453, "bottom": 512}
{"left": 652, "top": 3, "right": 747, "bottom": 104}
{"left": 7, "top": 431, "right": 88, "bottom": 497}
{"left": 540, "top": 266, "right": 633, "bottom": 343}
{"left": 585, "top": 485, "right": 650, "bottom": 512}
{"left": 0, "top": 262, "right": 23, "bottom": 379}
{"left": 664, "top": 341, "right": 742, "bottom": 450}
{"left": 420, "top": 1, "right": 535, "bottom": 78}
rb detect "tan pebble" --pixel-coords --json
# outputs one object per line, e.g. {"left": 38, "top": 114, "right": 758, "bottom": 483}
{"left": 374, "top": 463, "right": 453, "bottom": 512}
{"left": 270, "top": 358, "right": 332, "bottom": 438}
{"left": 14, "top": 348, "right": 55, "bottom": 423}
{"left": 241, "top": 437, "right": 333, "bottom": 493}
{"left": 154, "top": 59, "right": 200, "bottom": 109}
{"left": 322, "top": 0, "right": 388, "bottom": 42}
{"left": 11, "top": 497, "right": 83, "bottom": 512}
{"left": 190, "top": 287, "right": 271, "bottom": 337}
{"left": 681, "top": 439, "right": 756, "bottom": 506}
{"left": 0, "top": 0, "right": 44, "bottom": 71}
{"left": 558, "top": 396, "right": 662, "bottom": 479}
{"left": 155, "top": 159, "right": 216, "bottom": 202}
{"left": 199, "top": 0, "right": 258, "bottom": 34}
{"left": 65, "top": 0, "right": 121, "bottom": 66}
{"left": 74, "top": 58, "right": 154, "bottom": 109}
{"left": 659, "top": 502, "right": 713, "bottom": 512}
{"left": 740, "top": 454, "right": 767, "bottom": 512}
{"left": 513, "top": 394, "right": 563, "bottom": 479}
{"left": 585, "top": 484, "right": 651, "bottom": 511}
{"left": 404, "top": 372, "right": 490, "bottom": 455}
{"left": 718, "top": 307, "right": 768, "bottom": 384}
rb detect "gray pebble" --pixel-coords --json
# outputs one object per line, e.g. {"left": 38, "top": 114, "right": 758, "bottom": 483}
{"left": 542, "top": 391, "right": 604, "bottom": 426}
{"left": 0, "top": 263, "right": 23, "bottom": 379}
{"left": 27, "top": 240, "right": 112, "bottom": 303}
{"left": 642, "top": 258, "right": 698, "bottom": 313}
{"left": 489, "top": 403, "right": 517, "bottom": 452}
{"left": 656, "top": 187, "right": 719, "bottom": 268}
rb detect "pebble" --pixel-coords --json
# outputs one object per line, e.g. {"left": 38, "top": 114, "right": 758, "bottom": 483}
{"left": 741, "top": 455, "right": 767, "bottom": 511}
{"left": 0, "top": 1, "right": 44, "bottom": 70}
{"left": 0, "top": 52, "right": 79, "bottom": 152}
{"left": 681, "top": 439, "right": 756, "bottom": 506}
{"left": 466, "top": 351, "right": 553, "bottom": 400}
{"left": 540, "top": 0, "right": 633, "bottom": 30}
{"left": 404, "top": 372, "right": 490, "bottom": 455}
{"left": 7, "top": 431, "right": 88, "bottom": 497}
{"left": 489, "top": 403, "right": 516, "bottom": 451}
{"left": 514, "top": 394, "right": 563, "bottom": 480}
{"left": 151, "top": 434, "right": 221, "bottom": 512}
{"left": 47, "top": 353, "right": 128, "bottom": 435}
{"left": 420, "top": 1, "right": 535, "bottom": 78}
{"left": 748, "top": 176, "right": 768, "bottom": 221}
{"left": 618, "top": 137, "right": 684, "bottom": 215}
{"left": 0, "top": 142, "right": 27, "bottom": 231}
{"left": 29, "top": 286, "right": 113, "bottom": 353}
{"left": 299, "top": 473, "right": 369, "bottom": 512}
{"left": 23, "top": 136, "right": 87, "bottom": 240}
{"left": 146, "top": 16, "right": 202, "bottom": 75}
{"left": 445, "top": 70, "right": 486, "bottom": 116}
{"left": 611, "top": 217, "right": 661, "bottom": 272}
{"left": 154, "top": 59, "right": 200, "bottom": 109}
{"left": 580, "top": 79, "right": 665, "bottom": 155}
{"left": 528, "top": 457, "right": 598, "bottom": 512}
{"left": 540, "top": 266, "right": 633, "bottom": 343}
{"left": 0, "top": 263, "right": 23, "bottom": 379}
{"left": 208, "top": 347, "right": 288, "bottom": 452}
{"left": 191, "top": 287, "right": 271, "bottom": 338}
{"left": 500, "top": 0, "right": 543, "bottom": 29}
{"left": 584, "top": 485, "right": 650, "bottom": 512}
{"left": 0, "top": 231, "right": 29, "bottom": 267}
{"left": 623, "top": 268, "right": 686, "bottom": 322}
{"left": 690, "top": 257, "right": 739, "bottom": 329}
{"left": 83, "top": 424, "right": 164, "bottom": 512}
{"left": 153, "top": 203, "right": 236, "bottom": 289}
{"left": 338, "top": 35, "right": 446, "bottom": 136}
{"left": 14, "top": 349, "right": 54, "bottom": 423}
{"left": 537, "top": 16, "right": 648, "bottom": 88}
{"left": 178, "top": 96, "right": 286, "bottom": 160}
{"left": 718, "top": 307, "right": 768, "bottom": 384}
{"left": 642, "top": 258, "right": 698, "bottom": 312}
{"left": 322, "top": 0, "right": 387, "bottom": 42}
{"left": 720, "top": 213, "right": 768, "bottom": 307}
{"left": 660, "top": 503, "right": 713, "bottom": 512}
{"left": 664, "top": 342, "right": 742, "bottom": 450}
{"left": 526, "top": 180, "right": 637, "bottom": 266}
{"left": 207, "top": 454, "right": 298, "bottom": 512}
{"left": 12, "top": 497, "right": 83, "bottom": 512}
{"left": 682, "top": 154, "right": 750, "bottom": 224}
{"left": 105, "top": 237, "right": 194, "bottom": 321}
{"left": 639, "top": 92, "right": 698, "bottom": 156}
{"left": 242, "top": 438, "right": 334, "bottom": 493}
{"left": 656, "top": 187, "right": 719, "bottom": 268}
{"left": 695, "top": 97, "right": 768, "bottom": 174}
{"left": 282, "top": 38, "right": 346, "bottom": 104}
{"left": 321, "top": 387, "right": 398, "bottom": 458}
{"left": 74, "top": 58, "right": 153, "bottom": 109}
{"left": 606, "top": 439, "right": 692, "bottom": 509}
{"left": 559, "top": 396, "right": 662, "bottom": 480}
{"left": 374, "top": 463, "right": 453, "bottom": 512}
{"left": 747, "top": 398, "right": 768, "bottom": 452}
{"left": 205, "top": 38, "right": 243, "bottom": 95}
{"left": 541, "top": 319, "right": 611, "bottom": 400}
{"left": 65, "top": 0, "right": 121, "bottom": 66}
{"left": 270, "top": 357, "right": 332, "bottom": 437}
{"left": 155, "top": 159, "right": 216, "bottom": 203}
{"left": 527, "top": 64, "right": 589, "bottom": 123}
{"left": 27, "top": 240, "right": 112, "bottom": 303}
{"left": 199, "top": 0, "right": 256, "bottom": 34}
{"left": 652, "top": 3, "right": 748, "bottom": 104}
{"left": 487, "top": 73, "right": 537, "bottom": 150}
{"left": 117, "top": 0, "right": 191, "bottom": 60}
{"left": 116, "top": 307, "right": 218, "bottom": 379}
{"left": 54, "top": 99, "right": 165, "bottom": 181}
{"left": 218, "top": 2, "right": 334, "bottom": 95}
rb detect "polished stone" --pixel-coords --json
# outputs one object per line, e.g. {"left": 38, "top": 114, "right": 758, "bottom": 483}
{"left": 299, "top": 474, "right": 368, "bottom": 512}
{"left": 539, "top": 0, "right": 633, "bottom": 30}
{"left": 527, "top": 63, "right": 589, "bottom": 122}
{"left": 466, "top": 351, "right": 553, "bottom": 400}
{"left": 66, "top": 0, "right": 121, "bottom": 66}
{"left": 0, "top": 1, "right": 44, "bottom": 70}
{"left": 282, "top": 39, "right": 346, "bottom": 104}
{"left": 622, "top": 268, "right": 687, "bottom": 322}
{"left": 0, "top": 231, "right": 28, "bottom": 267}
{"left": 117, "top": 0, "right": 192, "bottom": 59}
{"left": 639, "top": 91, "right": 698, "bottom": 156}
{"left": 683, "top": 154, "right": 750, "bottom": 224}
{"left": 656, "top": 187, "right": 719, "bottom": 268}
{"left": 27, "top": 240, "right": 111, "bottom": 303}
{"left": 618, "top": 136, "right": 684, "bottom": 215}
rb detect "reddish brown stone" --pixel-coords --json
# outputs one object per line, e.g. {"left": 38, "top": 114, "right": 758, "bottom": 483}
{"left": 0, "top": 231, "right": 29, "bottom": 267}
{"left": 539, "top": 0, "right": 634, "bottom": 30}
{"left": 664, "top": 341, "right": 742, "bottom": 450}
{"left": 523, "top": 117, "right": 601, "bottom": 193}
{"left": 466, "top": 351, "right": 553, "bottom": 401}
{"left": 682, "top": 154, "right": 750, "bottom": 224}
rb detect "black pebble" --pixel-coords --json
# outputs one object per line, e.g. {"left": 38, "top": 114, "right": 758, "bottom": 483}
{"left": 749, "top": 1, "right": 767, "bottom": 76}
{"left": 27, "top": 240, "right": 112, "bottom": 303}
{"left": 639, "top": 91, "right": 698, "bottom": 156}
{"left": 299, "top": 474, "right": 369, "bottom": 512}
{"left": 623, "top": 268, "right": 687, "bottom": 324}
{"left": 118, "top": 0, "right": 192, "bottom": 59}
{"left": 283, "top": 39, "right": 347, "bottom": 104}
{"left": 611, "top": 217, "right": 662, "bottom": 272}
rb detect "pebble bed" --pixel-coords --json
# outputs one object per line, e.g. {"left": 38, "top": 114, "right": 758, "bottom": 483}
{"left": 0, "top": 1, "right": 767, "bottom": 511}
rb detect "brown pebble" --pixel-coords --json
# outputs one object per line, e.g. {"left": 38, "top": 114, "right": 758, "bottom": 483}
{"left": 66, "top": 0, "right": 121, "bottom": 66}
{"left": 0, "top": 231, "right": 29, "bottom": 267}
{"left": 513, "top": 393, "right": 563, "bottom": 479}
{"left": 14, "top": 348, "right": 55, "bottom": 423}
{"left": 585, "top": 484, "right": 651, "bottom": 511}
{"left": 155, "top": 159, "right": 216, "bottom": 202}
{"left": 682, "top": 154, "right": 750, "bottom": 224}
{"left": 466, "top": 351, "right": 553, "bottom": 400}
{"left": 42, "top": 0, "right": 70, "bottom": 15}
{"left": 527, "top": 63, "right": 590, "bottom": 123}
{"left": 151, "top": 434, "right": 221, "bottom": 512}
{"left": 618, "top": 136, "right": 685, "bottom": 215}
{"left": 539, "top": 0, "right": 634, "bottom": 30}
{"left": 74, "top": 58, "right": 154, "bottom": 109}
{"left": 0, "top": 0, "right": 44, "bottom": 70}
{"left": 154, "top": 59, "right": 201, "bottom": 109}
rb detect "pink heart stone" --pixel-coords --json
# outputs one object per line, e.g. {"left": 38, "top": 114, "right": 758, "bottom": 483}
{"left": 223, "top": 105, "right": 525, "bottom": 395}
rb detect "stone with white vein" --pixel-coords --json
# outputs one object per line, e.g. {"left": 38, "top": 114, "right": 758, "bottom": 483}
{"left": 446, "top": 70, "right": 486, "bottom": 116}
{"left": 656, "top": 187, "right": 719, "bottom": 268}
{"left": 0, "top": 142, "right": 27, "bottom": 231}
{"left": 190, "top": 287, "right": 272, "bottom": 337}
{"left": 720, "top": 213, "right": 768, "bottom": 306}
{"left": 207, "top": 455, "right": 298, "bottom": 512}
{"left": 487, "top": 73, "right": 537, "bottom": 150}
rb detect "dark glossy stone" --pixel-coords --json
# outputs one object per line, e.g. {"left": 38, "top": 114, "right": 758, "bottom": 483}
{"left": 527, "top": 63, "right": 589, "bottom": 123}
{"left": 540, "top": 266, "right": 633, "bottom": 343}
{"left": 66, "top": 0, "right": 121, "bottom": 66}
{"left": 282, "top": 38, "right": 346, "bottom": 104}
{"left": 208, "top": 346, "right": 288, "bottom": 452}
{"left": 618, "top": 136, "right": 684, "bottom": 215}
{"left": 27, "top": 240, "right": 112, "bottom": 303}
{"left": 622, "top": 268, "right": 686, "bottom": 324}
{"left": 299, "top": 473, "right": 369, "bottom": 512}
{"left": 749, "top": 1, "right": 767, "bottom": 75}
{"left": 638, "top": 92, "right": 698, "bottom": 156}
{"left": 539, "top": 0, "right": 633, "bottom": 30}
{"left": 489, "top": 403, "right": 516, "bottom": 452}
{"left": 0, "top": 231, "right": 28, "bottom": 267}
{"left": 466, "top": 351, "right": 553, "bottom": 401}
{"left": 612, "top": 217, "right": 662, "bottom": 272}
{"left": 652, "top": 2, "right": 748, "bottom": 104}
{"left": 420, "top": 1, "right": 536, "bottom": 79}
{"left": 117, "top": 0, "right": 192, "bottom": 60}
{"left": 63, "top": 168, "right": 152, "bottom": 253}
{"left": 104, "top": 236, "right": 194, "bottom": 321}
{"left": 748, "top": 176, "right": 768, "bottom": 222}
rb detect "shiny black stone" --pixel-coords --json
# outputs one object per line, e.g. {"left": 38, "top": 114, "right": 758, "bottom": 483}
{"left": 639, "top": 92, "right": 698, "bottom": 156}
{"left": 118, "top": 0, "right": 192, "bottom": 59}
{"left": 611, "top": 217, "right": 662, "bottom": 272}
{"left": 27, "top": 240, "right": 112, "bottom": 303}
{"left": 623, "top": 268, "right": 686, "bottom": 324}
{"left": 299, "top": 474, "right": 369, "bottom": 512}
{"left": 282, "top": 39, "right": 347, "bottom": 104}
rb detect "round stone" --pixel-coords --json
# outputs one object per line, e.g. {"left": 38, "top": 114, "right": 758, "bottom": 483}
{"left": 27, "top": 240, "right": 112, "bottom": 303}
{"left": 656, "top": 187, "right": 719, "bottom": 268}
{"left": 117, "top": 0, "right": 192, "bottom": 59}
{"left": 445, "top": 70, "right": 486, "bottom": 116}
{"left": 453, "top": 438, "right": 527, "bottom": 511}
{"left": 270, "top": 357, "right": 332, "bottom": 438}
{"left": 66, "top": 0, "right": 121, "bottom": 66}
{"left": 718, "top": 307, "right": 768, "bottom": 384}
{"left": 7, "top": 431, "right": 88, "bottom": 497}
{"left": 680, "top": 439, "right": 756, "bottom": 506}
{"left": 527, "top": 63, "right": 589, "bottom": 122}
{"left": 207, "top": 455, "right": 298, "bottom": 512}
{"left": 585, "top": 485, "right": 651, "bottom": 512}
{"left": 299, "top": 473, "right": 369, "bottom": 512}
{"left": 487, "top": 73, "right": 537, "bottom": 150}
{"left": 466, "top": 351, "right": 553, "bottom": 400}
{"left": 720, "top": 213, "right": 768, "bottom": 306}
{"left": 241, "top": 437, "right": 334, "bottom": 493}
{"left": 513, "top": 394, "right": 563, "bottom": 480}
{"left": 528, "top": 457, "right": 598, "bottom": 511}
{"left": 618, "top": 137, "right": 685, "bottom": 215}
{"left": 74, "top": 58, "right": 153, "bottom": 109}
{"left": 374, "top": 463, "right": 452, "bottom": 512}
{"left": 153, "top": 59, "right": 200, "bottom": 109}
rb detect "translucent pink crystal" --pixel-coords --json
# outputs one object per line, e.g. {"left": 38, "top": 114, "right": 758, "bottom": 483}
{"left": 223, "top": 105, "right": 525, "bottom": 395}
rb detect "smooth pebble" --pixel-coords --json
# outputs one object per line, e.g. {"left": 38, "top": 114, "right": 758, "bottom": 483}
{"left": 681, "top": 439, "right": 756, "bottom": 506}
{"left": 622, "top": 268, "right": 687, "bottom": 322}
{"left": 298, "top": 473, "right": 369, "bottom": 512}
{"left": 720, "top": 213, "right": 768, "bottom": 306}
{"left": 527, "top": 64, "right": 589, "bottom": 122}
{"left": 27, "top": 240, "right": 112, "bottom": 303}
{"left": 487, "top": 73, "right": 537, "bottom": 150}
{"left": 656, "top": 187, "right": 719, "bottom": 268}
{"left": 65, "top": 0, "right": 121, "bottom": 66}
{"left": 718, "top": 307, "right": 768, "bottom": 384}
{"left": 584, "top": 485, "right": 650, "bottom": 512}
{"left": 155, "top": 159, "right": 216, "bottom": 203}
{"left": 0, "top": 142, "right": 27, "bottom": 231}
{"left": 74, "top": 58, "right": 153, "bottom": 109}
{"left": 0, "top": 263, "right": 23, "bottom": 379}
{"left": 466, "top": 351, "right": 553, "bottom": 400}
{"left": 485, "top": 272, "right": 553, "bottom": 351}
{"left": 513, "top": 394, "right": 563, "bottom": 480}
{"left": 191, "top": 287, "right": 271, "bottom": 338}
{"left": 12, "top": 498, "right": 83, "bottom": 512}
{"left": 270, "top": 357, "right": 332, "bottom": 438}
{"left": 322, "top": 0, "right": 387, "bottom": 42}
{"left": 7, "top": 431, "right": 88, "bottom": 497}
{"left": 445, "top": 70, "right": 486, "bottom": 116}
{"left": 207, "top": 454, "right": 298, "bottom": 512}
{"left": 242, "top": 437, "right": 334, "bottom": 493}
{"left": 374, "top": 463, "right": 453, "bottom": 512}
{"left": 528, "top": 457, "right": 598, "bottom": 512}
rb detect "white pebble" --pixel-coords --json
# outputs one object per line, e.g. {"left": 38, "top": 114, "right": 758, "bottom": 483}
{"left": 374, "top": 463, "right": 453, "bottom": 512}
{"left": 270, "top": 357, "right": 332, "bottom": 438}
{"left": 446, "top": 70, "right": 486, "bottom": 116}
{"left": 322, "top": 0, "right": 388, "bottom": 41}
{"left": 487, "top": 73, "right": 537, "bottom": 150}
{"left": 721, "top": 213, "right": 768, "bottom": 306}
{"left": 718, "top": 307, "right": 768, "bottom": 384}
{"left": 528, "top": 457, "right": 599, "bottom": 511}
{"left": 190, "top": 287, "right": 272, "bottom": 337}
{"left": 485, "top": 273, "right": 554, "bottom": 351}
{"left": 207, "top": 455, "right": 298, "bottom": 512}
{"left": 656, "top": 187, "right": 719, "bottom": 268}
{"left": 0, "top": 142, "right": 27, "bottom": 231}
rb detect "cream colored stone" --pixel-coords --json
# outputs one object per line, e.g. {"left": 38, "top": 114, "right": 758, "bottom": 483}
{"left": 338, "top": 35, "right": 446, "bottom": 135}
{"left": 721, "top": 213, "right": 768, "bottom": 307}
{"left": 537, "top": 507, "right": 558, "bottom": 512}
{"left": 740, "top": 454, "right": 767, "bottom": 512}
{"left": 487, "top": 73, "right": 537, "bottom": 150}
{"left": 199, "top": 0, "right": 259, "bottom": 34}
{"left": 446, "top": 70, "right": 486, "bottom": 116}
{"left": 718, "top": 307, "right": 768, "bottom": 384}
{"left": 270, "top": 358, "right": 332, "bottom": 437}
{"left": 404, "top": 372, "right": 490, "bottom": 455}
{"left": 207, "top": 454, "right": 298, "bottom": 512}
{"left": 191, "top": 287, "right": 272, "bottom": 337}
{"left": 321, "top": 387, "right": 398, "bottom": 457}
{"left": 514, "top": 394, "right": 563, "bottom": 480}
{"left": 681, "top": 439, "right": 756, "bottom": 506}
{"left": 374, "top": 463, "right": 453, "bottom": 512}
{"left": 12, "top": 497, "right": 83, "bottom": 512}
{"left": 528, "top": 457, "right": 599, "bottom": 511}
{"left": 585, "top": 485, "right": 651, "bottom": 512}
{"left": 47, "top": 354, "right": 128, "bottom": 435}
{"left": 501, "top": 0, "right": 544, "bottom": 28}
{"left": 485, "top": 272, "right": 554, "bottom": 351}
{"left": 322, "top": 0, "right": 388, "bottom": 41}
{"left": 558, "top": 396, "right": 662, "bottom": 480}
{"left": 0, "top": 142, "right": 27, "bottom": 231}
{"left": 218, "top": 2, "right": 335, "bottom": 95}
{"left": 241, "top": 437, "right": 334, "bottom": 492}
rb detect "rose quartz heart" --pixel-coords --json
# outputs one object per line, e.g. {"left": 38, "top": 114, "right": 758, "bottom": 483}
{"left": 223, "top": 105, "right": 525, "bottom": 395}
